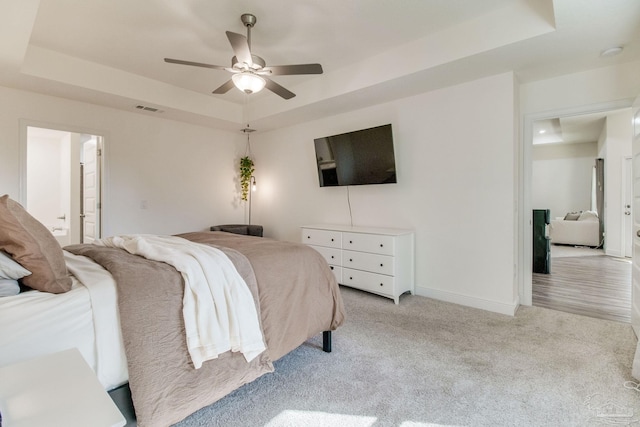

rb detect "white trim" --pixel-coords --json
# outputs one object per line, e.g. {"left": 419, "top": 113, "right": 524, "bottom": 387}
{"left": 519, "top": 98, "right": 635, "bottom": 306}
{"left": 519, "top": 114, "right": 533, "bottom": 306}
{"left": 415, "top": 285, "right": 520, "bottom": 316}
{"left": 606, "top": 249, "right": 625, "bottom": 258}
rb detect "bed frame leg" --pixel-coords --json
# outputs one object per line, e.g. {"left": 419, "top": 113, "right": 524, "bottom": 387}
{"left": 322, "top": 331, "right": 332, "bottom": 353}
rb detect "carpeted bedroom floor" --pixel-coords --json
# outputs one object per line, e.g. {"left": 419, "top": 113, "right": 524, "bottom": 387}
{"left": 172, "top": 286, "right": 639, "bottom": 427}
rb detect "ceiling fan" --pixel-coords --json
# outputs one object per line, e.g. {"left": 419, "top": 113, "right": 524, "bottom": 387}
{"left": 164, "top": 13, "right": 323, "bottom": 100}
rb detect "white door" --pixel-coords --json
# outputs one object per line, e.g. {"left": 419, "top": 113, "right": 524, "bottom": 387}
{"left": 631, "top": 108, "right": 640, "bottom": 339}
{"left": 626, "top": 157, "right": 633, "bottom": 258}
{"left": 81, "top": 137, "right": 101, "bottom": 243}
{"left": 632, "top": 106, "right": 640, "bottom": 379}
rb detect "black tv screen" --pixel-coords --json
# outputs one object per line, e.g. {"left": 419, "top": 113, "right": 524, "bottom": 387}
{"left": 314, "top": 124, "right": 397, "bottom": 187}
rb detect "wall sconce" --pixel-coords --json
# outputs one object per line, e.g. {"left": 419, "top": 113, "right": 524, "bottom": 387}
{"left": 249, "top": 175, "right": 257, "bottom": 224}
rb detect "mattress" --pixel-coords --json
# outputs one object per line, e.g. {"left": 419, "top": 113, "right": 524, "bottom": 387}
{"left": 0, "top": 251, "right": 128, "bottom": 390}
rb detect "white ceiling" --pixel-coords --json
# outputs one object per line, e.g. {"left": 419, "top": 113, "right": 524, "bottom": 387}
{"left": 533, "top": 112, "right": 612, "bottom": 146}
{"left": 1, "top": 0, "right": 639, "bottom": 131}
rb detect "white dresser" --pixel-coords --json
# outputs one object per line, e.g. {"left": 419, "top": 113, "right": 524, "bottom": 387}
{"left": 301, "top": 224, "right": 414, "bottom": 304}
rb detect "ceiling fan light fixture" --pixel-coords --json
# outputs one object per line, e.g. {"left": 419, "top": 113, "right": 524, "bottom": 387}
{"left": 232, "top": 72, "right": 266, "bottom": 94}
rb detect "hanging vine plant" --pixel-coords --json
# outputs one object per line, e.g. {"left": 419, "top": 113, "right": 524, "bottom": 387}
{"left": 240, "top": 156, "right": 255, "bottom": 201}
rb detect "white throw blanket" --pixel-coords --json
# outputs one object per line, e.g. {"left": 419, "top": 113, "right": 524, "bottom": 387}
{"left": 96, "top": 234, "right": 266, "bottom": 368}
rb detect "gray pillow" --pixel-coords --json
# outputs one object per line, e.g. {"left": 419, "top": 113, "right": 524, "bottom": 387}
{"left": 0, "top": 278, "right": 20, "bottom": 297}
{"left": 0, "top": 250, "right": 32, "bottom": 280}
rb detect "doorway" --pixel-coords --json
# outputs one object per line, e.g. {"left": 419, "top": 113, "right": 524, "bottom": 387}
{"left": 22, "top": 125, "right": 103, "bottom": 245}
{"left": 525, "top": 107, "right": 633, "bottom": 322}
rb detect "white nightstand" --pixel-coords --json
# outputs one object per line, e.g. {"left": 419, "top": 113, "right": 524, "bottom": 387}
{"left": 0, "top": 348, "right": 126, "bottom": 427}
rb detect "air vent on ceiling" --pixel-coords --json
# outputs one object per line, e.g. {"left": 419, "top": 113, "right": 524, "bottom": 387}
{"left": 135, "top": 105, "right": 164, "bottom": 113}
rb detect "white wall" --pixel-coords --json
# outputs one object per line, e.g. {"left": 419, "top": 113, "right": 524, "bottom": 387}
{"left": 0, "top": 85, "right": 246, "bottom": 236}
{"left": 26, "top": 134, "right": 64, "bottom": 228}
{"left": 532, "top": 142, "right": 597, "bottom": 219}
{"left": 251, "top": 72, "right": 519, "bottom": 314}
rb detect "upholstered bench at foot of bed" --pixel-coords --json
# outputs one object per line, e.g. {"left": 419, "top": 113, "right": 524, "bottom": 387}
{"left": 210, "top": 224, "right": 263, "bottom": 237}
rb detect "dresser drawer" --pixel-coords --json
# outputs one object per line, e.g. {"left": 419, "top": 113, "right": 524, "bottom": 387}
{"left": 342, "top": 268, "right": 394, "bottom": 296}
{"left": 309, "top": 245, "right": 342, "bottom": 266}
{"left": 302, "top": 228, "right": 342, "bottom": 248}
{"left": 342, "top": 250, "right": 393, "bottom": 275}
{"left": 343, "top": 232, "right": 394, "bottom": 255}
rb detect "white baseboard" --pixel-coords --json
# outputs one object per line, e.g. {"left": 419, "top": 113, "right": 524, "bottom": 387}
{"left": 606, "top": 248, "right": 623, "bottom": 258}
{"left": 415, "top": 285, "right": 520, "bottom": 316}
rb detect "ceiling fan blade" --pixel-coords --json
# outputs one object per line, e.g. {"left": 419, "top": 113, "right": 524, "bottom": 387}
{"left": 212, "top": 79, "right": 236, "bottom": 94}
{"left": 264, "top": 77, "right": 295, "bottom": 100}
{"left": 226, "top": 31, "right": 253, "bottom": 67}
{"left": 262, "top": 64, "right": 323, "bottom": 75}
{"left": 164, "top": 58, "right": 227, "bottom": 70}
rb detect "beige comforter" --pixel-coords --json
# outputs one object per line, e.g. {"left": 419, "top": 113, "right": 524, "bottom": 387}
{"left": 66, "top": 231, "right": 344, "bottom": 427}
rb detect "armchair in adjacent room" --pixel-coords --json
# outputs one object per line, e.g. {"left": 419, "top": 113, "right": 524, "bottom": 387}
{"left": 210, "top": 224, "right": 263, "bottom": 237}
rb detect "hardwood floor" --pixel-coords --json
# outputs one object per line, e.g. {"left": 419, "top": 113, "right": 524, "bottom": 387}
{"left": 532, "top": 251, "right": 632, "bottom": 323}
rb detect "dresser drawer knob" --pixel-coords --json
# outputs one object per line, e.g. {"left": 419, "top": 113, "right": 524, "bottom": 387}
{"left": 380, "top": 263, "right": 383, "bottom": 267}
{"left": 331, "top": 255, "right": 335, "bottom": 259}
{"left": 379, "top": 283, "right": 384, "bottom": 287}
{"left": 307, "top": 236, "right": 310, "bottom": 239}
{"left": 380, "top": 244, "right": 384, "bottom": 247}
{"left": 349, "top": 258, "right": 353, "bottom": 262}
{"left": 349, "top": 240, "right": 353, "bottom": 244}
{"left": 331, "top": 238, "right": 334, "bottom": 241}
{"left": 349, "top": 277, "right": 353, "bottom": 280}
{"left": 330, "top": 266, "right": 334, "bottom": 270}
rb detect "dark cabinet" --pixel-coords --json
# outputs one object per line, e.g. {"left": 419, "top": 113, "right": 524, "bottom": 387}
{"left": 532, "top": 209, "right": 550, "bottom": 274}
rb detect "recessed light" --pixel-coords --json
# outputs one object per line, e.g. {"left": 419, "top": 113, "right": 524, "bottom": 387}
{"left": 600, "top": 46, "right": 624, "bottom": 57}
{"left": 538, "top": 129, "right": 546, "bottom": 134}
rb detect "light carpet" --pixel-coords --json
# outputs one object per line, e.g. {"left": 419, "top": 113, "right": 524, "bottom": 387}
{"left": 174, "top": 286, "right": 639, "bottom": 427}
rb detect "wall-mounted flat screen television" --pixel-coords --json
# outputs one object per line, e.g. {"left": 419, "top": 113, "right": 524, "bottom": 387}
{"left": 313, "top": 124, "right": 397, "bottom": 187}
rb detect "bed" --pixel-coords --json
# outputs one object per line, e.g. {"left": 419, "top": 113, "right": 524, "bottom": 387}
{"left": 0, "top": 195, "right": 345, "bottom": 426}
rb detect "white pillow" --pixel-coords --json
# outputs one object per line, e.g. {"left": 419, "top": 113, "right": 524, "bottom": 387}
{"left": 0, "top": 278, "right": 20, "bottom": 297}
{"left": 0, "top": 250, "right": 32, "bottom": 280}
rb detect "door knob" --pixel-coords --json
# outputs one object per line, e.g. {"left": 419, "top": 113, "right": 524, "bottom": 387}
{"left": 637, "top": 230, "right": 640, "bottom": 238}
{"left": 626, "top": 211, "right": 631, "bottom": 215}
